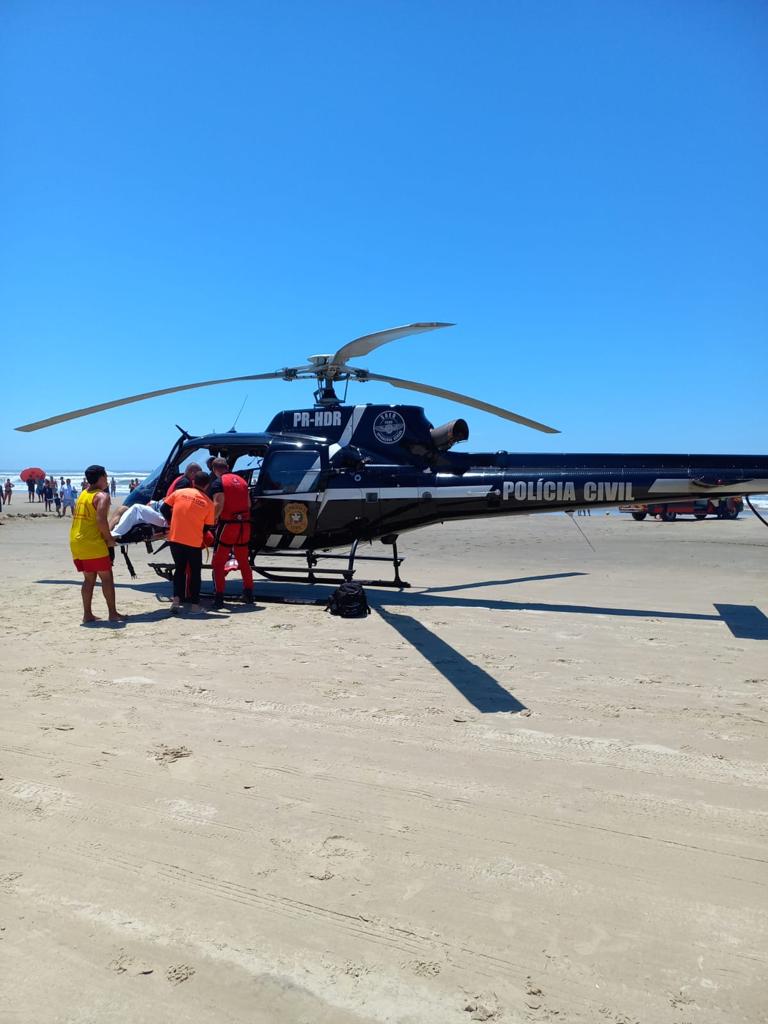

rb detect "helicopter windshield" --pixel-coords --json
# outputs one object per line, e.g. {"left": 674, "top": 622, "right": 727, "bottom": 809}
{"left": 122, "top": 461, "right": 166, "bottom": 508}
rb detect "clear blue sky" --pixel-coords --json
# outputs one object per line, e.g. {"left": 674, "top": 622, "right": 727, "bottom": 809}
{"left": 2, "top": 0, "right": 766, "bottom": 468}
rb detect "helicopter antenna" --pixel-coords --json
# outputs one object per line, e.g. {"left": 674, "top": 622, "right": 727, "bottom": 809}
{"left": 229, "top": 395, "right": 248, "bottom": 431}
{"left": 565, "top": 510, "right": 596, "bottom": 551}
{"left": 746, "top": 496, "right": 768, "bottom": 529}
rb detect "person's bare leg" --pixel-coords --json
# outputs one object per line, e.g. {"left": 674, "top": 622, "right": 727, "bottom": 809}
{"left": 81, "top": 573, "right": 98, "bottom": 622}
{"left": 98, "top": 571, "right": 124, "bottom": 620}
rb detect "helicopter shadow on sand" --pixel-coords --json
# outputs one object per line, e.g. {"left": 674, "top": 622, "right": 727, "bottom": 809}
{"left": 366, "top": 589, "right": 768, "bottom": 713}
{"left": 35, "top": 574, "right": 528, "bottom": 712}
{"left": 36, "top": 571, "right": 768, "bottom": 715}
{"left": 376, "top": 588, "right": 768, "bottom": 641}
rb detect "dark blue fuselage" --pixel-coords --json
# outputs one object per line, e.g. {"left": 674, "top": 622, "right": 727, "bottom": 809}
{"left": 126, "top": 403, "right": 768, "bottom": 552}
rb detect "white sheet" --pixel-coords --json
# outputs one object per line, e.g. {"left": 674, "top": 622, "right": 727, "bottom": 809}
{"left": 111, "top": 503, "right": 168, "bottom": 539}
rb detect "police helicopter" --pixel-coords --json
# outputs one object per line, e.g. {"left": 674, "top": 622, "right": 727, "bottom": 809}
{"left": 16, "top": 322, "right": 768, "bottom": 592}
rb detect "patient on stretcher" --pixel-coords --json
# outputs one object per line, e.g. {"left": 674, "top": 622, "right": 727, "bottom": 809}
{"left": 111, "top": 502, "right": 168, "bottom": 541}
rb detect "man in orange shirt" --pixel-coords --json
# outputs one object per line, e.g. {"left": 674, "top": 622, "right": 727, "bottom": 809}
{"left": 161, "top": 471, "right": 215, "bottom": 614}
{"left": 163, "top": 460, "right": 203, "bottom": 602}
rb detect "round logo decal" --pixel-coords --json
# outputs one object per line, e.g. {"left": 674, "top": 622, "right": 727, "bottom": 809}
{"left": 373, "top": 410, "right": 406, "bottom": 444}
{"left": 283, "top": 501, "right": 309, "bottom": 534}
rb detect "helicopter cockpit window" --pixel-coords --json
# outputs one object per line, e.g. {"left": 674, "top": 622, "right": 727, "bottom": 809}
{"left": 259, "top": 451, "right": 320, "bottom": 494}
{"left": 179, "top": 449, "right": 214, "bottom": 475}
{"left": 231, "top": 453, "right": 263, "bottom": 486}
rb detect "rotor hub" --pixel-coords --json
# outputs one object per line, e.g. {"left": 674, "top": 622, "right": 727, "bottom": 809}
{"left": 313, "top": 382, "right": 342, "bottom": 407}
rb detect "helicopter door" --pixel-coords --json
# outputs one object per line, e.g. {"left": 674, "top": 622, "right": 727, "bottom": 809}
{"left": 255, "top": 449, "right": 323, "bottom": 549}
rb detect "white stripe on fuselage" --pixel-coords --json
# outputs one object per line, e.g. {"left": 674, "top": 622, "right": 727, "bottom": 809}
{"left": 296, "top": 458, "right": 321, "bottom": 493}
{"left": 313, "top": 407, "right": 368, "bottom": 514}
{"left": 327, "top": 406, "right": 366, "bottom": 460}
{"left": 648, "top": 478, "right": 768, "bottom": 496}
{"left": 281, "top": 486, "right": 496, "bottom": 503}
{"left": 339, "top": 406, "right": 366, "bottom": 447}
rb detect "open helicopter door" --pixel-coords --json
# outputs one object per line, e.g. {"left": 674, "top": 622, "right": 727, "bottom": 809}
{"left": 254, "top": 447, "right": 325, "bottom": 550}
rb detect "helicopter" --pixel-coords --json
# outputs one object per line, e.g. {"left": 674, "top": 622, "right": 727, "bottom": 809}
{"left": 16, "top": 322, "right": 768, "bottom": 591}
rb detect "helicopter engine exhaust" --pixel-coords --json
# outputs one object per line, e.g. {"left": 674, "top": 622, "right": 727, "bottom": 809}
{"left": 430, "top": 418, "right": 469, "bottom": 451}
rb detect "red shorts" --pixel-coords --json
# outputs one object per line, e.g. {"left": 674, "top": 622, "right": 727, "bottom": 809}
{"left": 73, "top": 556, "right": 113, "bottom": 573}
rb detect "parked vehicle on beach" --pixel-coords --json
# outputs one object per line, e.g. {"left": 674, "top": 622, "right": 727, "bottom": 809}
{"left": 619, "top": 497, "right": 743, "bottom": 522}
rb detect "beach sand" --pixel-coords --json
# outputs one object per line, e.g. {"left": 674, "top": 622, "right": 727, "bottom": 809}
{"left": 1, "top": 508, "right": 766, "bottom": 1023}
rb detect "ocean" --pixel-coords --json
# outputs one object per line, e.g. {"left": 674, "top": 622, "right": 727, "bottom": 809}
{"left": 0, "top": 470, "right": 150, "bottom": 497}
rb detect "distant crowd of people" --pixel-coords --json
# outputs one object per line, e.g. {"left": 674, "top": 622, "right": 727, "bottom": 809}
{"left": 0, "top": 474, "right": 119, "bottom": 514}
{"left": 26, "top": 476, "right": 80, "bottom": 516}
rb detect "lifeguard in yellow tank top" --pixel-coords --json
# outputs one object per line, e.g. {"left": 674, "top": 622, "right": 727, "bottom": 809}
{"left": 68, "top": 464, "right": 123, "bottom": 624}
{"left": 70, "top": 489, "right": 109, "bottom": 563}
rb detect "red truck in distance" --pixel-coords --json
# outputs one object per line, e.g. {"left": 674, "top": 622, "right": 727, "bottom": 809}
{"left": 619, "top": 497, "right": 744, "bottom": 522}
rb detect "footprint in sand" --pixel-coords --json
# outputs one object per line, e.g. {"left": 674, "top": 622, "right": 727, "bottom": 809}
{"left": 163, "top": 799, "right": 217, "bottom": 824}
{"left": 463, "top": 993, "right": 501, "bottom": 1021}
{"left": 8, "top": 783, "right": 71, "bottom": 816}
{"left": 410, "top": 960, "right": 441, "bottom": 977}
{"left": 321, "top": 835, "right": 368, "bottom": 860}
{"left": 0, "top": 872, "right": 23, "bottom": 893}
{"left": 109, "top": 949, "right": 153, "bottom": 976}
{"left": 150, "top": 744, "right": 192, "bottom": 765}
{"left": 343, "top": 961, "right": 370, "bottom": 979}
{"left": 166, "top": 963, "right": 195, "bottom": 985}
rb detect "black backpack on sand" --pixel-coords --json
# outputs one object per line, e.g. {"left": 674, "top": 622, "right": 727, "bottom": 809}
{"left": 327, "top": 581, "right": 371, "bottom": 618}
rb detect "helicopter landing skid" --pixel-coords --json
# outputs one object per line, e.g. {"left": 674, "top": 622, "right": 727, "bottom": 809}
{"left": 253, "top": 540, "right": 409, "bottom": 589}
{"left": 147, "top": 539, "right": 410, "bottom": 591}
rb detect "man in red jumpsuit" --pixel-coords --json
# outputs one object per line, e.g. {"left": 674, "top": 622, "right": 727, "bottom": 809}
{"left": 209, "top": 458, "right": 254, "bottom": 608}
{"left": 165, "top": 462, "right": 202, "bottom": 497}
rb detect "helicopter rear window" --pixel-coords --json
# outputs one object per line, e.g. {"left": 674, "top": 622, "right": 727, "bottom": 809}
{"left": 259, "top": 451, "right": 320, "bottom": 493}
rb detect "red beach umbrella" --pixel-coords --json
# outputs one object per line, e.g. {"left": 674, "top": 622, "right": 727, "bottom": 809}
{"left": 20, "top": 467, "right": 46, "bottom": 482}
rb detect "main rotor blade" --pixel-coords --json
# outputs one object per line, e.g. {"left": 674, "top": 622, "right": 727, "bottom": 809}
{"left": 361, "top": 372, "right": 560, "bottom": 434}
{"left": 332, "top": 322, "right": 454, "bottom": 365}
{"left": 15, "top": 372, "right": 286, "bottom": 432}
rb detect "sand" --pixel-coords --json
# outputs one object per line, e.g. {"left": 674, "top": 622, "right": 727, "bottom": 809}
{"left": 1, "top": 507, "right": 766, "bottom": 1023}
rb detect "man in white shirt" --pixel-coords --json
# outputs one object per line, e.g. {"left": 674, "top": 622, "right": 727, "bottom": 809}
{"left": 60, "top": 479, "right": 76, "bottom": 517}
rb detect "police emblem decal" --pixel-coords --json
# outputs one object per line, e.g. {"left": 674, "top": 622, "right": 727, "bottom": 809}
{"left": 372, "top": 410, "right": 406, "bottom": 444}
{"left": 283, "top": 502, "right": 309, "bottom": 534}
